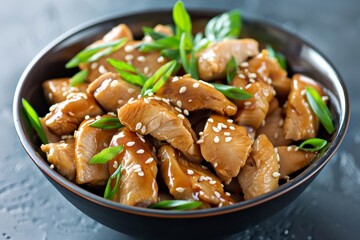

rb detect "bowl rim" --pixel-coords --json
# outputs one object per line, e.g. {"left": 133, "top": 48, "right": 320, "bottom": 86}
{"left": 13, "top": 8, "right": 350, "bottom": 219}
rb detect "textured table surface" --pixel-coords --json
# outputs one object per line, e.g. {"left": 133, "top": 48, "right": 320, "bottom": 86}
{"left": 2, "top": 0, "right": 360, "bottom": 239}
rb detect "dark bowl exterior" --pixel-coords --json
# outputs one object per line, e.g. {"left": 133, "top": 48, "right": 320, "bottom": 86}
{"left": 13, "top": 10, "right": 350, "bottom": 239}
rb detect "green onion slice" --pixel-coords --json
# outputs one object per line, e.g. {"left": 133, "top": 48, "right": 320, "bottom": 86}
{"left": 226, "top": 56, "right": 237, "bottom": 84}
{"left": 89, "top": 145, "right": 124, "bottom": 164}
{"left": 211, "top": 83, "right": 252, "bottom": 100}
{"left": 107, "top": 58, "right": 146, "bottom": 86}
{"left": 148, "top": 200, "right": 202, "bottom": 210}
{"left": 266, "top": 45, "right": 287, "bottom": 70}
{"left": 138, "top": 36, "right": 179, "bottom": 52}
{"left": 305, "top": 86, "right": 335, "bottom": 134}
{"left": 141, "top": 60, "right": 178, "bottom": 96}
{"left": 21, "top": 98, "right": 48, "bottom": 144}
{"left": 104, "top": 164, "right": 123, "bottom": 200}
{"left": 205, "top": 9, "right": 241, "bottom": 42}
{"left": 89, "top": 117, "right": 123, "bottom": 130}
{"left": 173, "top": 1, "right": 192, "bottom": 37}
{"left": 299, "top": 138, "right": 328, "bottom": 152}
{"left": 142, "top": 26, "right": 168, "bottom": 40}
{"left": 69, "top": 69, "right": 89, "bottom": 87}
{"left": 65, "top": 38, "right": 127, "bottom": 68}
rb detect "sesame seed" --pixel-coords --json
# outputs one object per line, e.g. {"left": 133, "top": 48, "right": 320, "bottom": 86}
{"left": 245, "top": 84, "right": 251, "bottom": 89}
{"left": 157, "top": 56, "right": 165, "bottom": 63}
{"left": 249, "top": 78, "right": 256, "bottom": 83}
{"left": 108, "top": 112, "right": 116, "bottom": 116}
{"left": 144, "top": 98, "right": 149, "bottom": 104}
{"left": 227, "top": 119, "right": 234, "bottom": 123}
{"left": 137, "top": 149, "right": 145, "bottom": 154}
{"left": 179, "top": 86, "right": 187, "bottom": 94}
{"left": 133, "top": 164, "right": 141, "bottom": 169}
{"left": 199, "top": 131, "right": 203, "bottom": 136}
{"left": 214, "top": 136, "right": 220, "bottom": 143}
{"left": 172, "top": 76, "right": 179, "bottom": 82}
{"left": 154, "top": 96, "right": 161, "bottom": 101}
{"left": 199, "top": 80, "right": 215, "bottom": 88}
{"left": 175, "top": 107, "right": 182, "bottom": 112}
{"left": 135, "top": 122, "right": 142, "bottom": 131}
{"left": 188, "top": 99, "right": 193, "bottom": 102}
{"left": 218, "top": 203, "right": 223, "bottom": 208}
{"left": 127, "top": 97, "right": 135, "bottom": 103}
{"left": 209, "top": 180, "right": 217, "bottom": 185}
{"left": 98, "top": 65, "right": 108, "bottom": 74}
{"left": 196, "top": 139, "right": 204, "bottom": 144}
{"left": 145, "top": 157, "right": 154, "bottom": 164}
{"left": 183, "top": 110, "right": 189, "bottom": 116}
{"left": 212, "top": 126, "right": 220, "bottom": 133}
{"left": 134, "top": 168, "right": 142, "bottom": 173}
{"left": 274, "top": 132, "right": 279, "bottom": 139}
{"left": 126, "top": 141, "right": 135, "bottom": 147}
{"left": 295, "top": 147, "right": 299, "bottom": 151}
{"left": 138, "top": 171, "right": 144, "bottom": 177}
{"left": 144, "top": 66, "right": 149, "bottom": 74}
{"left": 137, "top": 56, "right": 146, "bottom": 62}
{"left": 193, "top": 82, "right": 200, "bottom": 88}
{"left": 141, "top": 125, "right": 147, "bottom": 134}
{"left": 178, "top": 114, "right": 185, "bottom": 119}
{"left": 176, "top": 100, "right": 182, "bottom": 108}
{"left": 207, "top": 118, "right": 214, "bottom": 123}
{"left": 201, "top": 165, "right": 208, "bottom": 170}
{"left": 113, "top": 161, "right": 118, "bottom": 169}
{"left": 224, "top": 132, "right": 231, "bottom": 136}
{"left": 214, "top": 162, "right": 218, "bottom": 168}
{"left": 214, "top": 191, "right": 221, "bottom": 198}
{"left": 50, "top": 164, "right": 54, "bottom": 169}
{"left": 128, "top": 88, "right": 136, "bottom": 94}
{"left": 238, "top": 73, "right": 246, "bottom": 78}
{"left": 96, "top": 115, "right": 101, "bottom": 120}
{"left": 85, "top": 115, "right": 90, "bottom": 120}
{"left": 272, "top": 172, "right": 281, "bottom": 178}
{"left": 225, "top": 192, "right": 231, "bottom": 197}
{"left": 125, "top": 54, "right": 134, "bottom": 61}
{"left": 229, "top": 126, "right": 235, "bottom": 130}
{"left": 278, "top": 119, "right": 284, "bottom": 127}
{"left": 244, "top": 101, "right": 252, "bottom": 106}
{"left": 322, "top": 96, "right": 329, "bottom": 101}
{"left": 90, "top": 62, "right": 99, "bottom": 70}
{"left": 176, "top": 187, "right": 185, "bottom": 193}
{"left": 124, "top": 45, "right": 134, "bottom": 52}
{"left": 187, "top": 169, "right": 194, "bottom": 175}
{"left": 103, "top": 143, "right": 108, "bottom": 147}
{"left": 225, "top": 137, "right": 232, "bottom": 142}
{"left": 240, "top": 62, "right": 249, "bottom": 67}
{"left": 287, "top": 146, "right": 292, "bottom": 151}
{"left": 218, "top": 123, "right": 228, "bottom": 129}
{"left": 162, "top": 98, "right": 170, "bottom": 104}
{"left": 248, "top": 73, "right": 257, "bottom": 78}
{"left": 301, "top": 89, "right": 306, "bottom": 96}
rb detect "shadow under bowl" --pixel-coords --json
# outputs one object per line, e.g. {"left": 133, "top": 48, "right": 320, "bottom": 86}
{"left": 13, "top": 9, "right": 350, "bottom": 239}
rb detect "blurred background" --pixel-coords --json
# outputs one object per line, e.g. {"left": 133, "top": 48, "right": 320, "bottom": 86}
{"left": 2, "top": 0, "right": 359, "bottom": 239}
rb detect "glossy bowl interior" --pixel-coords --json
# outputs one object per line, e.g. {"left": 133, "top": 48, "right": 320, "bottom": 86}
{"left": 13, "top": 10, "right": 349, "bottom": 239}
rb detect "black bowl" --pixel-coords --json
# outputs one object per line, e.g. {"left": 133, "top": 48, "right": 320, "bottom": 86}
{"left": 13, "top": 10, "right": 350, "bottom": 239}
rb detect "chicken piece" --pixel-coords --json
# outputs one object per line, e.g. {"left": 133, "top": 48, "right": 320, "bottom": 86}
{"left": 248, "top": 49, "right": 291, "bottom": 98}
{"left": 197, "top": 39, "right": 259, "bottom": 81}
{"left": 268, "top": 97, "right": 279, "bottom": 115}
{"left": 158, "top": 145, "right": 235, "bottom": 207}
{"left": 156, "top": 75, "right": 237, "bottom": 116}
{"left": 234, "top": 81, "right": 274, "bottom": 129}
{"left": 256, "top": 108, "right": 292, "bottom": 147}
{"left": 40, "top": 118, "right": 60, "bottom": 143}
{"left": 107, "top": 128, "right": 158, "bottom": 207}
{"left": 277, "top": 146, "right": 317, "bottom": 177}
{"left": 198, "top": 115, "right": 252, "bottom": 184}
{"left": 41, "top": 138, "right": 76, "bottom": 181}
{"left": 44, "top": 93, "right": 103, "bottom": 137}
{"left": 81, "top": 41, "right": 168, "bottom": 82}
{"left": 42, "top": 78, "right": 88, "bottom": 105}
{"left": 74, "top": 115, "right": 118, "bottom": 185}
{"left": 118, "top": 98, "right": 202, "bottom": 163}
{"left": 284, "top": 74, "right": 325, "bottom": 141}
{"left": 153, "top": 24, "right": 173, "bottom": 36}
{"left": 87, "top": 72, "right": 141, "bottom": 112}
{"left": 102, "top": 24, "right": 133, "bottom": 43}
{"left": 238, "top": 134, "right": 279, "bottom": 200}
